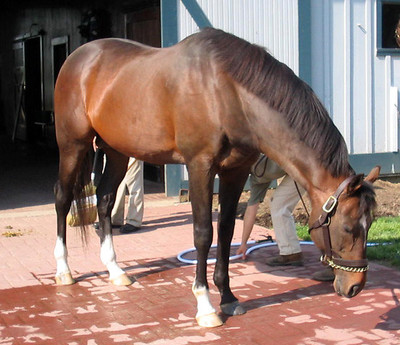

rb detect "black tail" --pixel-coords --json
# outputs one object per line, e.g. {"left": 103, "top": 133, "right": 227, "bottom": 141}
{"left": 69, "top": 149, "right": 97, "bottom": 241}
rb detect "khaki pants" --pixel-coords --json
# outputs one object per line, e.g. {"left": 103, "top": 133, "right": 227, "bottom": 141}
{"left": 111, "top": 158, "right": 144, "bottom": 227}
{"left": 269, "top": 174, "right": 303, "bottom": 255}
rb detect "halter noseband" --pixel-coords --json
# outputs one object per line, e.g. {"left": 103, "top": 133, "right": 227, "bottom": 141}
{"left": 308, "top": 175, "right": 369, "bottom": 273}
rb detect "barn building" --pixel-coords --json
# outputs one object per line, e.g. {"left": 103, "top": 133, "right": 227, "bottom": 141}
{"left": 0, "top": 0, "right": 399, "bottom": 196}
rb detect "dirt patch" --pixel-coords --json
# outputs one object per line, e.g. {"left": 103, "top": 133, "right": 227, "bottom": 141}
{"left": 1, "top": 225, "right": 32, "bottom": 237}
{"left": 236, "top": 179, "right": 400, "bottom": 228}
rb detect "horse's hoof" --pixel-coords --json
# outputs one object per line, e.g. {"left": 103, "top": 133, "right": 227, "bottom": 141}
{"left": 110, "top": 273, "right": 133, "bottom": 286}
{"left": 196, "top": 312, "right": 224, "bottom": 328}
{"left": 55, "top": 273, "right": 75, "bottom": 285}
{"left": 221, "top": 301, "right": 246, "bottom": 316}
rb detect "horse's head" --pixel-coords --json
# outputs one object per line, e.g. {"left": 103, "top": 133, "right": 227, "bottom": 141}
{"left": 309, "top": 166, "right": 380, "bottom": 298}
{"left": 395, "top": 17, "right": 400, "bottom": 48}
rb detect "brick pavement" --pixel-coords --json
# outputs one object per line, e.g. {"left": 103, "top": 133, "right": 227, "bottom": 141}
{"left": 0, "top": 194, "right": 399, "bottom": 345}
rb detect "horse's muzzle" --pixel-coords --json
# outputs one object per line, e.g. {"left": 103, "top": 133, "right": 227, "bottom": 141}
{"left": 333, "top": 273, "right": 366, "bottom": 298}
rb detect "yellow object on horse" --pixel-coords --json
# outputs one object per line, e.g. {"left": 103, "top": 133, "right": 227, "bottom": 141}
{"left": 67, "top": 182, "right": 97, "bottom": 227}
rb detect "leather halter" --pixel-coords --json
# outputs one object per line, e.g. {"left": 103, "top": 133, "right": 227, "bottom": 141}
{"left": 308, "top": 175, "right": 369, "bottom": 273}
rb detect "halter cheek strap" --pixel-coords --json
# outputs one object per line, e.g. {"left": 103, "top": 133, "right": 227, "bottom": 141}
{"left": 309, "top": 175, "right": 369, "bottom": 273}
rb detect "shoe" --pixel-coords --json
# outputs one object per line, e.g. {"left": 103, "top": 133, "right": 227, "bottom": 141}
{"left": 312, "top": 267, "right": 335, "bottom": 281}
{"left": 266, "top": 253, "right": 303, "bottom": 266}
{"left": 119, "top": 224, "right": 141, "bottom": 234}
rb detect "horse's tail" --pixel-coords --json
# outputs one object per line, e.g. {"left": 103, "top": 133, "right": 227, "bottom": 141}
{"left": 68, "top": 149, "right": 98, "bottom": 242}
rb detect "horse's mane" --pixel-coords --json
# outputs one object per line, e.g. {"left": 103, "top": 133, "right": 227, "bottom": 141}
{"left": 186, "top": 28, "right": 353, "bottom": 178}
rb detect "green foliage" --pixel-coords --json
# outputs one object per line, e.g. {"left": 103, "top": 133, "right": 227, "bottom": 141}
{"left": 296, "top": 224, "right": 311, "bottom": 242}
{"left": 296, "top": 217, "right": 400, "bottom": 269}
{"left": 366, "top": 217, "right": 400, "bottom": 269}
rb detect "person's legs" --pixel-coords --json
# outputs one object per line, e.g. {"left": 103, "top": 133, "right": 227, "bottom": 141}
{"left": 269, "top": 175, "right": 303, "bottom": 255}
{"left": 111, "top": 179, "right": 127, "bottom": 227}
{"left": 265, "top": 175, "right": 304, "bottom": 266}
{"left": 123, "top": 158, "right": 144, "bottom": 228}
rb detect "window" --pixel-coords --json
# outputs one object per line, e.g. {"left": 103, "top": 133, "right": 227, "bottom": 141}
{"left": 377, "top": 0, "right": 400, "bottom": 55}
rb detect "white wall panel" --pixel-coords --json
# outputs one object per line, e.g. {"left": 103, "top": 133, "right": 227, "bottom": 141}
{"left": 351, "top": 0, "right": 369, "bottom": 153}
{"left": 311, "top": 0, "right": 400, "bottom": 154}
{"left": 177, "top": 0, "right": 400, "bottom": 155}
{"left": 178, "top": 0, "right": 299, "bottom": 74}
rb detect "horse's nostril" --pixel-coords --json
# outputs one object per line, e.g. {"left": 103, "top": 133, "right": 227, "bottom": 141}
{"left": 349, "top": 284, "right": 361, "bottom": 297}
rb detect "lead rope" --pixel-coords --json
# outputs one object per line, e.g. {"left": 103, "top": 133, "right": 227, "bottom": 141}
{"left": 294, "top": 181, "right": 310, "bottom": 219}
{"left": 253, "top": 155, "right": 268, "bottom": 178}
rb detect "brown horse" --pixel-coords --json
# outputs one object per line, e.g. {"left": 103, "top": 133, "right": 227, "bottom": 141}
{"left": 54, "top": 28, "right": 380, "bottom": 328}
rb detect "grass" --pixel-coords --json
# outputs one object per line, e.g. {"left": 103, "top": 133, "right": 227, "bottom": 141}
{"left": 296, "top": 216, "right": 400, "bottom": 269}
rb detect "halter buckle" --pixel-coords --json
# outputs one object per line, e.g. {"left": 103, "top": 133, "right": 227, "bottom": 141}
{"left": 320, "top": 255, "right": 329, "bottom": 266}
{"left": 322, "top": 195, "right": 337, "bottom": 213}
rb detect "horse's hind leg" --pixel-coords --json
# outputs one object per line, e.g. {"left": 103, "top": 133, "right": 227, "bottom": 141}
{"left": 96, "top": 148, "right": 131, "bottom": 285}
{"left": 54, "top": 144, "right": 90, "bottom": 285}
{"left": 214, "top": 166, "right": 250, "bottom": 316}
{"left": 187, "top": 159, "right": 223, "bottom": 328}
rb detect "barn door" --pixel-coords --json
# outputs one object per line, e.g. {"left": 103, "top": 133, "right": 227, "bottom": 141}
{"left": 125, "top": 3, "right": 161, "bottom": 47}
{"left": 52, "top": 36, "right": 69, "bottom": 88}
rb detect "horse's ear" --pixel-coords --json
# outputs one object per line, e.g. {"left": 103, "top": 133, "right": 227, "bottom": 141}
{"left": 346, "top": 174, "right": 365, "bottom": 195}
{"left": 365, "top": 166, "right": 380, "bottom": 184}
{"left": 346, "top": 166, "right": 380, "bottom": 195}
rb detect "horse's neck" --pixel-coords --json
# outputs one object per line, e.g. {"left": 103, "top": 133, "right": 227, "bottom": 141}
{"left": 239, "top": 89, "right": 344, "bottom": 206}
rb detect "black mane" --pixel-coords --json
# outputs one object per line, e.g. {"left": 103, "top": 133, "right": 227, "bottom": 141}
{"left": 188, "top": 28, "right": 353, "bottom": 178}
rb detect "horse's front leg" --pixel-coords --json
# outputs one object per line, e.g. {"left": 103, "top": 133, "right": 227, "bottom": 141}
{"left": 96, "top": 150, "right": 132, "bottom": 286}
{"left": 188, "top": 161, "right": 223, "bottom": 328}
{"left": 214, "top": 167, "right": 250, "bottom": 316}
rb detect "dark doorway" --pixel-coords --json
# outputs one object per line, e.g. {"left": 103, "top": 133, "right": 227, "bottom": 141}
{"left": 12, "top": 35, "right": 44, "bottom": 142}
{"left": 24, "top": 36, "right": 43, "bottom": 117}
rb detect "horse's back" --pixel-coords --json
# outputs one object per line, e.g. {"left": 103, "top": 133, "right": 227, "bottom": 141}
{"left": 54, "top": 38, "right": 163, "bottom": 150}
{"left": 56, "top": 38, "right": 156, "bottom": 96}
{"left": 54, "top": 32, "right": 255, "bottom": 167}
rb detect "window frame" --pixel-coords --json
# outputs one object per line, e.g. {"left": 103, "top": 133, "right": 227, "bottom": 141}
{"left": 377, "top": 0, "right": 400, "bottom": 55}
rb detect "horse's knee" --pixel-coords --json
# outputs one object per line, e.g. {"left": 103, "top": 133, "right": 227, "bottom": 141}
{"left": 97, "top": 193, "right": 114, "bottom": 218}
{"left": 193, "top": 226, "right": 213, "bottom": 250}
{"left": 54, "top": 181, "right": 71, "bottom": 211}
{"left": 54, "top": 180, "right": 61, "bottom": 196}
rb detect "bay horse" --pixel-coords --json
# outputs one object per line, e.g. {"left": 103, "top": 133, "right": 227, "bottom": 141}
{"left": 54, "top": 28, "right": 380, "bottom": 328}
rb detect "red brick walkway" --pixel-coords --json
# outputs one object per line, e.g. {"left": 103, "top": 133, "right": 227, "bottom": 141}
{"left": 0, "top": 195, "right": 399, "bottom": 345}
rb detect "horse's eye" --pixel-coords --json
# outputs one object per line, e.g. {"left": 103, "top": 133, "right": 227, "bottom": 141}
{"left": 343, "top": 225, "right": 352, "bottom": 234}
